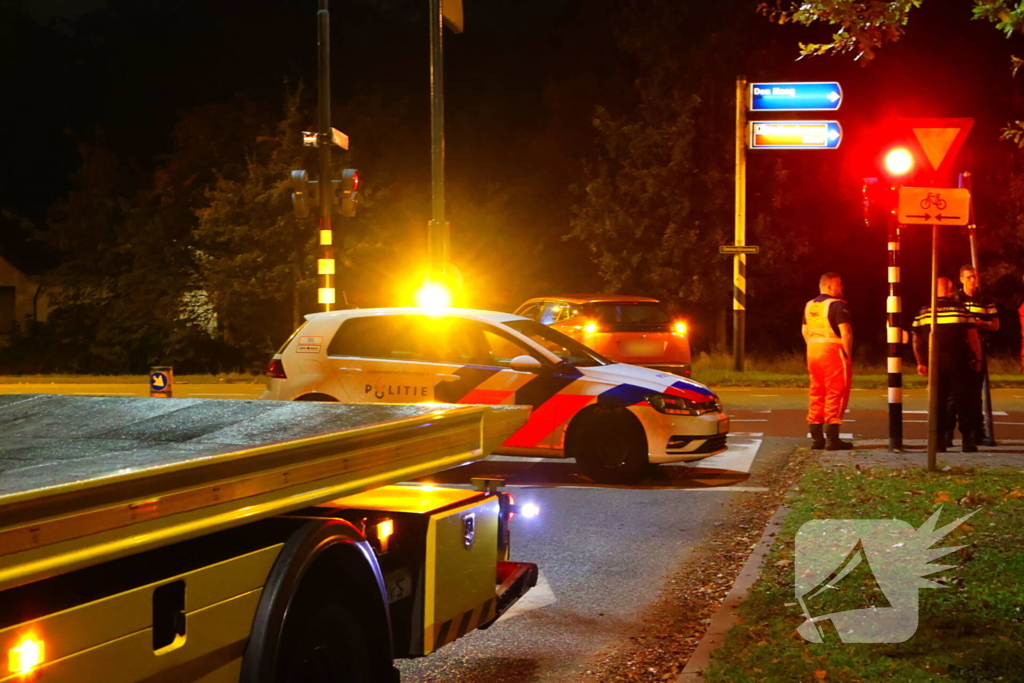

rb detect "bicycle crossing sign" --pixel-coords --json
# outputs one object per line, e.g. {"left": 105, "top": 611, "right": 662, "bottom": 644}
{"left": 897, "top": 187, "right": 970, "bottom": 226}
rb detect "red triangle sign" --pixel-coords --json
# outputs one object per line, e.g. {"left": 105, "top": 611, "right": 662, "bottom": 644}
{"left": 901, "top": 118, "right": 974, "bottom": 181}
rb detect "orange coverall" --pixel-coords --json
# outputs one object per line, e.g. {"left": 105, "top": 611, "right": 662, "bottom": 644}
{"left": 804, "top": 297, "right": 851, "bottom": 425}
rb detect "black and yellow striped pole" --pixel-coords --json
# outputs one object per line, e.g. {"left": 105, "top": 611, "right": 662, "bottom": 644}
{"left": 886, "top": 209, "right": 904, "bottom": 451}
{"left": 316, "top": 0, "right": 335, "bottom": 311}
{"left": 734, "top": 77, "right": 748, "bottom": 372}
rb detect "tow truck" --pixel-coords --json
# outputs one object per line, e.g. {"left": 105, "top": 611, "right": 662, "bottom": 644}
{"left": 0, "top": 394, "right": 537, "bottom": 682}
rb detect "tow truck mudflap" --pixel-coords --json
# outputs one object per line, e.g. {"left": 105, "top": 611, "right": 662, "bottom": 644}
{"left": 480, "top": 561, "right": 539, "bottom": 629}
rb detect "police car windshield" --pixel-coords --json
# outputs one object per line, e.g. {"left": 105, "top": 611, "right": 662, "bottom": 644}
{"left": 504, "top": 319, "right": 612, "bottom": 367}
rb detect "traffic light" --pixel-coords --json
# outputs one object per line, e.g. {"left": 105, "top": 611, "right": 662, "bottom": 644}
{"left": 290, "top": 170, "right": 313, "bottom": 218}
{"left": 862, "top": 177, "right": 895, "bottom": 230}
{"left": 339, "top": 168, "right": 360, "bottom": 217}
{"left": 883, "top": 146, "right": 915, "bottom": 179}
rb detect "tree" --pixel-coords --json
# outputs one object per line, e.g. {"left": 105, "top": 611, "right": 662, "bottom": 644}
{"left": 762, "top": 1, "right": 1024, "bottom": 144}
{"left": 193, "top": 91, "right": 314, "bottom": 364}
{"left": 761, "top": 1, "right": 1024, "bottom": 62}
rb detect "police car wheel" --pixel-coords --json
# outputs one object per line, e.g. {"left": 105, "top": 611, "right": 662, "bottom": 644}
{"left": 569, "top": 406, "right": 648, "bottom": 484}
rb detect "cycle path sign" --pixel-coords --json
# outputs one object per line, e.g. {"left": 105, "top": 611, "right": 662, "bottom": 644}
{"left": 897, "top": 187, "right": 970, "bottom": 225}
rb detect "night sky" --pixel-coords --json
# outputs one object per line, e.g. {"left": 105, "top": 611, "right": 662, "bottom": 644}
{"left": 3, "top": 0, "right": 1024, "bottom": 358}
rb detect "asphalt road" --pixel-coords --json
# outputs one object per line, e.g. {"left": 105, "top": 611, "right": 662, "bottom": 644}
{"left": 396, "top": 437, "right": 795, "bottom": 683}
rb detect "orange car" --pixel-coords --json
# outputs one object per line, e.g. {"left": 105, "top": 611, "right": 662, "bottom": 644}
{"left": 513, "top": 294, "right": 692, "bottom": 377}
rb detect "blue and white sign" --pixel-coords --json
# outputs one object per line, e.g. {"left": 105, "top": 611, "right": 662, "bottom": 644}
{"left": 150, "top": 371, "right": 170, "bottom": 392}
{"left": 750, "top": 82, "right": 842, "bottom": 112}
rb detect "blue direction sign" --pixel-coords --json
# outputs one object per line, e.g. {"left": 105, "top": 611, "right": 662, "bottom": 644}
{"left": 750, "top": 81, "right": 842, "bottom": 112}
{"left": 749, "top": 121, "right": 842, "bottom": 150}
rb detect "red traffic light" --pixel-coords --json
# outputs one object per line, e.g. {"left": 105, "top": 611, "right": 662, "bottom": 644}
{"left": 883, "top": 147, "right": 914, "bottom": 177}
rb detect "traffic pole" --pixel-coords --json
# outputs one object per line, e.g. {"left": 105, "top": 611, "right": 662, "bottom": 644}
{"left": 926, "top": 223, "right": 941, "bottom": 472}
{"left": 316, "top": 0, "right": 336, "bottom": 312}
{"left": 733, "top": 76, "right": 747, "bottom": 372}
{"left": 428, "top": 0, "right": 449, "bottom": 281}
{"left": 960, "top": 171, "right": 995, "bottom": 444}
{"left": 886, "top": 211, "right": 904, "bottom": 451}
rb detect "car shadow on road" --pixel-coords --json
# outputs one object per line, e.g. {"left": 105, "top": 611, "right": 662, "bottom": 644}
{"left": 415, "top": 460, "right": 751, "bottom": 489}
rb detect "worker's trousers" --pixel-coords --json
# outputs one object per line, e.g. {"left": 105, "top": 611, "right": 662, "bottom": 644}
{"left": 807, "top": 344, "right": 851, "bottom": 425}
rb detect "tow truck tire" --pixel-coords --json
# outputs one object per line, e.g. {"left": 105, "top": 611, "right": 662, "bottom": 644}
{"left": 568, "top": 405, "right": 648, "bottom": 484}
{"left": 279, "top": 593, "right": 371, "bottom": 683}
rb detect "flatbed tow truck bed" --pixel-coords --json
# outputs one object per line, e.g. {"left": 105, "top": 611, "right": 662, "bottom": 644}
{"left": 0, "top": 394, "right": 534, "bottom": 682}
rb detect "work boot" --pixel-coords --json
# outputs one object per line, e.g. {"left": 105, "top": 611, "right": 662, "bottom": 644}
{"left": 825, "top": 424, "right": 853, "bottom": 451}
{"left": 809, "top": 423, "right": 825, "bottom": 450}
{"left": 962, "top": 433, "right": 978, "bottom": 453}
{"left": 980, "top": 435, "right": 997, "bottom": 448}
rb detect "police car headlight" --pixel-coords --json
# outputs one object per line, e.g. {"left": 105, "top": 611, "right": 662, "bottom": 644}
{"left": 646, "top": 393, "right": 698, "bottom": 416}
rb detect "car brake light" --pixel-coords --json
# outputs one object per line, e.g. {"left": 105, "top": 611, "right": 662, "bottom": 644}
{"left": 673, "top": 321, "right": 687, "bottom": 336}
{"left": 583, "top": 320, "right": 600, "bottom": 335}
{"left": 266, "top": 358, "right": 287, "bottom": 379}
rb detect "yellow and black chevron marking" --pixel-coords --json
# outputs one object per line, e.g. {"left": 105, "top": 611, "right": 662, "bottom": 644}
{"left": 429, "top": 597, "right": 496, "bottom": 653}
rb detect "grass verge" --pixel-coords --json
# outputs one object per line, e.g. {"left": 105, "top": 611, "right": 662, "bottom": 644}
{"left": 704, "top": 463, "right": 1024, "bottom": 682}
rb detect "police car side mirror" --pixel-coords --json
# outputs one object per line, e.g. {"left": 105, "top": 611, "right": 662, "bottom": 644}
{"left": 509, "top": 355, "right": 545, "bottom": 373}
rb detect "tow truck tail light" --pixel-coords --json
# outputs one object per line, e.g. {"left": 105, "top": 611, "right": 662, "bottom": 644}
{"left": 266, "top": 358, "right": 287, "bottom": 379}
{"left": 9, "top": 635, "right": 45, "bottom": 675}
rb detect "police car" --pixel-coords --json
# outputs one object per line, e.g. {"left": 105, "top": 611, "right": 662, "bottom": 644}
{"left": 261, "top": 308, "right": 729, "bottom": 483}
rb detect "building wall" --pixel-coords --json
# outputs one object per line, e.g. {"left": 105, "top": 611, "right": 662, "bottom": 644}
{"left": 0, "top": 255, "right": 50, "bottom": 339}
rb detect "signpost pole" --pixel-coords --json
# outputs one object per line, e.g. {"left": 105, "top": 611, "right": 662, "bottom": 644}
{"left": 960, "top": 171, "right": 995, "bottom": 445}
{"left": 316, "top": 0, "right": 335, "bottom": 312}
{"left": 927, "top": 223, "right": 940, "bottom": 472}
{"left": 734, "top": 76, "right": 747, "bottom": 372}
{"left": 428, "top": 0, "right": 449, "bottom": 280}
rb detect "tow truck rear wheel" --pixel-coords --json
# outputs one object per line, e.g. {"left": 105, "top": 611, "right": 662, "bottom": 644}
{"left": 278, "top": 593, "right": 371, "bottom": 683}
{"left": 568, "top": 405, "right": 648, "bottom": 484}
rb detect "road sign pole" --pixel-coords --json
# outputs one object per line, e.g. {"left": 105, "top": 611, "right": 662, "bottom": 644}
{"left": 960, "top": 171, "right": 995, "bottom": 445}
{"left": 428, "top": 0, "right": 449, "bottom": 278}
{"left": 734, "top": 76, "right": 747, "bottom": 372}
{"left": 886, "top": 214, "right": 904, "bottom": 452}
{"left": 927, "top": 223, "right": 941, "bottom": 472}
{"left": 316, "top": 0, "right": 335, "bottom": 312}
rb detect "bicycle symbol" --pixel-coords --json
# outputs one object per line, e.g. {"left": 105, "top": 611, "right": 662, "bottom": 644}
{"left": 920, "top": 192, "right": 947, "bottom": 210}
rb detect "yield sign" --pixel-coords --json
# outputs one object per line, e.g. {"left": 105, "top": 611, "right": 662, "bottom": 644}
{"left": 901, "top": 118, "right": 973, "bottom": 179}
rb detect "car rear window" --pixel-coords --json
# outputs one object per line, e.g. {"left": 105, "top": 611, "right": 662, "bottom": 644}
{"left": 588, "top": 302, "right": 670, "bottom": 325}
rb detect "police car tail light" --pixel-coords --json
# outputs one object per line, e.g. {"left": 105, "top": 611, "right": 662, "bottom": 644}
{"left": 266, "top": 358, "right": 287, "bottom": 379}
{"left": 646, "top": 393, "right": 698, "bottom": 416}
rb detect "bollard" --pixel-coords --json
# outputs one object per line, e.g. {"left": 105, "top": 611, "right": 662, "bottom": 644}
{"left": 150, "top": 366, "right": 173, "bottom": 398}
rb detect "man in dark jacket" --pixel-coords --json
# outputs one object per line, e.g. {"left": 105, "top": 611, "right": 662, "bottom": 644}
{"left": 913, "top": 277, "right": 983, "bottom": 452}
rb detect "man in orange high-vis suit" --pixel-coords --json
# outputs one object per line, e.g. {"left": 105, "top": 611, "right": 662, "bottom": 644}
{"left": 802, "top": 272, "right": 854, "bottom": 450}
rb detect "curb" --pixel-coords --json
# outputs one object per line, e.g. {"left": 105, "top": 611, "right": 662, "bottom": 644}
{"left": 676, "top": 503, "right": 792, "bottom": 682}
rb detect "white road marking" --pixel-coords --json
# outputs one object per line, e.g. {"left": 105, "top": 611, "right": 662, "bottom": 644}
{"left": 805, "top": 433, "right": 854, "bottom": 439}
{"left": 497, "top": 569, "right": 556, "bottom": 622}
{"left": 676, "top": 434, "right": 761, "bottom": 474}
{"left": 488, "top": 455, "right": 547, "bottom": 463}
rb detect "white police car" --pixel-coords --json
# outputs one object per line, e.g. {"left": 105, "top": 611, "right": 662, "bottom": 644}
{"left": 261, "top": 308, "right": 729, "bottom": 483}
